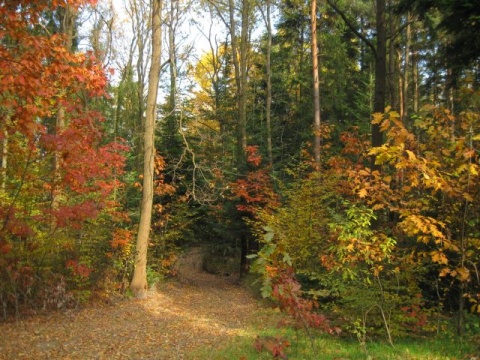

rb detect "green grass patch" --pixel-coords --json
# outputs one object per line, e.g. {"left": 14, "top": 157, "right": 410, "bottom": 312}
{"left": 210, "top": 333, "right": 476, "bottom": 359}
{"left": 193, "top": 312, "right": 479, "bottom": 360}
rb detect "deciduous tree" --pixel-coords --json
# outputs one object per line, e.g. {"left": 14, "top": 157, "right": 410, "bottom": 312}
{"left": 130, "top": 0, "right": 163, "bottom": 298}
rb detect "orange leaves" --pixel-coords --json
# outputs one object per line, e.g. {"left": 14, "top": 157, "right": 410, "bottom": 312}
{"left": 430, "top": 251, "right": 448, "bottom": 265}
{"left": 400, "top": 215, "right": 447, "bottom": 243}
{"left": 66, "top": 259, "right": 92, "bottom": 278}
{"left": 153, "top": 154, "right": 176, "bottom": 196}
{"left": 358, "top": 188, "right": 368, "bottom": 198}
{"left": 110, "top": 228, "right": 134, "bottom": 250}
{"left": 230, "top": 145, "right": 279, "bottom": 217}
{"left": 246, "top": 145, "right": 262, "bottom": 166}
{"left": 0, "top": 0, "right": 126, "bottom": 261}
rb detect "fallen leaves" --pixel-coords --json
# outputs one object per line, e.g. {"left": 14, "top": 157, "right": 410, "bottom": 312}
{"left": 0, "top": 248, "right": 268, "bottom": 359}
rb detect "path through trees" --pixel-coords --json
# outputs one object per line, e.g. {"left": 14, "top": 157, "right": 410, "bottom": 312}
{"left": 0, "top": 248, "right": 271, "bottom": 359}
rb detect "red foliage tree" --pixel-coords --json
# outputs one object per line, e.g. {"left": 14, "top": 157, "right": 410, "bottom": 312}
{"left": 0, "top": 0, "right": 127, "bottom": 314}
{"left": 230, "top": 145, "right": 279, "bottom": 217}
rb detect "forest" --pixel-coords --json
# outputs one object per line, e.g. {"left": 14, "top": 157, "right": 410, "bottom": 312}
{"left": 1, "top": 0, "right": 480, "bottom": 358}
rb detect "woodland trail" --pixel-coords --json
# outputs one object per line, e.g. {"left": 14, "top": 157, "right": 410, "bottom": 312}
{"left": 0, "top": 247, "right": 274, "bottom": 359}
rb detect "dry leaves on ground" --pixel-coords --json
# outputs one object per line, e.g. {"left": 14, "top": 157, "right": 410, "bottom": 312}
{"left": 0, "top": 248, "right": 275, "bottom": 359}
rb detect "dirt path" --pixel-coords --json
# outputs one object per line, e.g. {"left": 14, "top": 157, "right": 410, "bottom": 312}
{"left": 0, "top": 247, "right": 272, "bottom": 359}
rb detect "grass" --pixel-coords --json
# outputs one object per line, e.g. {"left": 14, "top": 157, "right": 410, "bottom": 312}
{"left": 192, "top": 307, "right": 479, "bottom": 360}
{"left": 205, "top": 332, "right": 477, "bottom": 359}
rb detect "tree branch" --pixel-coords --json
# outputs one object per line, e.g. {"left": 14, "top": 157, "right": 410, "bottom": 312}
{"left": 325, "top": 0, "right": 377, "bottom": 59}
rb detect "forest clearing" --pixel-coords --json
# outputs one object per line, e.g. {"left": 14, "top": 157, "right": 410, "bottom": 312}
{"left": 1, "top": 0, "right": 480, "bottom": 358}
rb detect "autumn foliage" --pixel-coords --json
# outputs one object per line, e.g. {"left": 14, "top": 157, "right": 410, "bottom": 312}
{"left": 0, "top": 0, "right": 127, "bottom": 316}
{"left": 249, "top": 93, "right": 480, "bottom": 340}
{"left": 230, "top": 145, "right": 279, "bottom": 216}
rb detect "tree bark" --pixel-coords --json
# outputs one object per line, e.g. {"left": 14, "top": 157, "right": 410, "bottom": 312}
{"left": 130, "top": 0, "right": 163, "bottom": 299}
{"left": 412, "top": 38, "right": 419, "bottom": 114}
{"left": 132, "top": 0, "right": 148, "bottom": 172}
{"left": 387, "top": 1, "right": 397, "bottom": 112}
{"left": 263, "top": 0, "right": 273, "bottom": 169}
{"left": 1, "top": 124, "right": 7, "bottom": 190}
{"left": 53, "top": 4, "right": 76, "bottom": 210}
{"left": 372, "top": 0, "right": 386, "bottom": 150}
{"left": 311, "top": 0, "right": 321, "bottom": 165}
{"left": 168, "top": 0, "right": 177, "bottom": 112}
{"left": 402, "top": 14, "right": 411, "bottom": 122}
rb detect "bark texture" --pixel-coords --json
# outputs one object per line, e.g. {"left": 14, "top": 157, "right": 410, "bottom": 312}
{"left": 130, "top": 0, "right": 163, "bottom": 299}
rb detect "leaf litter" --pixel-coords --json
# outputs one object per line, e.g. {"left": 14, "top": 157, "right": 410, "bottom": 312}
{"left": 0, "top": 247, "right": 275, "bottom": 359}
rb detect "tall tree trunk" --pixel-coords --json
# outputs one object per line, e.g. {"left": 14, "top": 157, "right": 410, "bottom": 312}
{"left": 402, "top": 14, "right": 411, "bottom": 122}
{"left": 387, "top": 1, "right": 397, "bottom": 112}
{"left": 168, "top": 0, "right": 177, "bottom": 112}
{"left": 130, "top": 0, "right": 163, "bottom": 299}
{"left": 372, "top": 0, "right": 386, "bottom": 150}
{"left": 1, "top": 124, "right": 7, "bottom": 190}
{"left": 238, "top": 0, "right": 249, "bottom": 172}
{"left": 133, "top": 0, "right": 148, "bottom": 172}
{"left": 311, "top": 0, "right": 321, "bottom": 165}
{"left": 53, "top": 4, "right": 76, "bottom": 210}
{"left": 412, "top": 39, "right": 419, "bottom": 114}
{"left": 263, "top": 0, "right": 273, "bottom": 169}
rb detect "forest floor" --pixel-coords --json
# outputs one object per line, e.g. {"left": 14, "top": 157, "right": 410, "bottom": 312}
{"left": 0, "top": 247, "right": 277, "bottom": 360}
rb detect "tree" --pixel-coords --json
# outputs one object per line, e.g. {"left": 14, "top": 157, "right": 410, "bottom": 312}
{"left": 311, "top": 0, "right": 321, "bottom": 165}
{"left": 130, "top": 0, "right": 163, "bottom": 298}
{"left": 397, "top": 0, "right": 480, "bottom": 76}
{"left": 0, "top": 0, "right": 127, "bottom": 314}
{"left": 326, "top": 0, "right": 387, "bottom": 153}
{"left": 258, "top": 0, "right": 274, "bottom": 169}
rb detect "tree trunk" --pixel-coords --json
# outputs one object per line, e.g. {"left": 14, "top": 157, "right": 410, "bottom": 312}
{"left": 53, "top": 4, "right": 76, "bottom": 210}
{"left": 130, "top": 0, "right": 163, "bottom": 299}
{"left": 239, "top": 0, "right": 249, "bottom": 172}
{"left": 311, "top": 0, "right": 321, "bottom": 165}
{"left": 168, "top": 0, "right": 177, "bottom": 112}
{"left": 264, "top": 0, "right": 273, "bottom": 169}
{"left": 372, "top": 0, "right": 386, "bottom": 150}
{"left": 1, "top": 124, "right": 7, "bottom": 190}
{"left": 133, "top": 0, "right": 148, "bottom": 173}
{"left": 387, "top": 1, "right": 397, "bottom": 112}
{"left": 402, "top": 14, "right": 411, "bottom": 122}
{"left": 412, "top": 37, "right": 419, "bottom": 115}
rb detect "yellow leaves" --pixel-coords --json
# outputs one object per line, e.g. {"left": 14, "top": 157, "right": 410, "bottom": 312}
{"left": 372, "top": 265, "right": 384, "bottom": 277}
{"left": 371, "top": 112, "right": 384, "bottom": 125}
{"left": 406, "top": 150, "right": 416, "bottom": 161}
{"left": 402, "top": 215, "right": 447, "bottom": 245}
{"left": 371, "top": 203, "right": 385, "bottom": 211}
{"left": 441, "top": 148, "right": 451, "bottom": 157}
{"left": 453, "top": 267, "right": 470, "bottom": 282}
{"left": 469, "top": 163, "right": 479, "bottom": 176}
{"left": 441, "top": 266, "right": 471, "bottom": 282}
{"left": 439, "top": 267, "right": 450, "bottom": 277}
{"left": 358, "top": 188, "right": 368, "bottom": 198}
{"left": 430, "top": 251, "right": 448, "bottom": 265}
{"left": 345, "top": 243, "right": 355, "bottom": 252}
